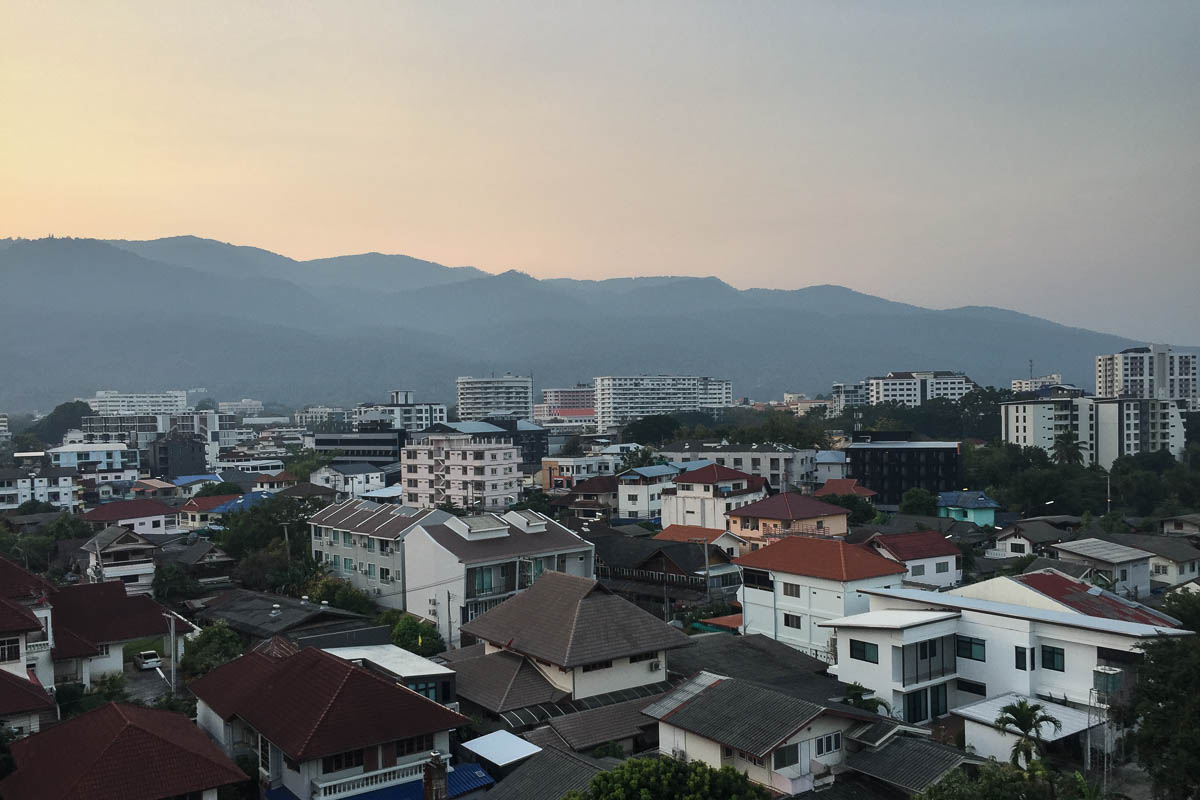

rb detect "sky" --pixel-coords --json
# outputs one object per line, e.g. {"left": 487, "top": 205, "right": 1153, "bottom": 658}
{"left": 2, "top": 1, "right": 1198, "bottom": 342}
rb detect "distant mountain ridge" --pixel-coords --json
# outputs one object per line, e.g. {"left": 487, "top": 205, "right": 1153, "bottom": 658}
{"left": 0, "top": 235, "right": 1173, "bottom": 411}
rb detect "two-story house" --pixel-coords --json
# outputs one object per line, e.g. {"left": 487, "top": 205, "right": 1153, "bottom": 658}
{"left": 310, "top": 463, "right": 387, "bottom": 501}
{"left": 726, "top": 493, "right": 851, "bottom": 550}
{"left": 1048, "top": 538, "right": 1152, "bottom": 599}
{"left": 614, "top": 464, "right": 682, "bottom": 524}
{"left": 191, "top": 646, "right": 469, "bottom": 800}
{"left": 1092, "top": 533, "right": 1200, "bottom": 588}
{"left": 0, "top": 597, "right": 55, "bottom": 736}
{"left": 865, "top": 530, "right": 963, "bottom": 589}
{"left": 81, "top": 498, "right": 179, "bottom": 535}
{"left": 659, "top": 464, "right": 768, "bottom": 529}
{"left": 988, "top": 520, "right": 1073, "bottom": 559}
{"left": 180, "top": 494, "right": 243, "bottom": 530}
{"left": 553, "top": 475, "right": 619, "bottom": 520}
{"left": 83, "top": 525, "right": 160, "bottom": 596}
{"left": 736, "top": 537, "right": 907, "bottom": 661}
{"left": 936, "top": 491, "right": 1000, "bottom": 527}
{"left": 403, "top": 510, "right": 595, "bottom": 646}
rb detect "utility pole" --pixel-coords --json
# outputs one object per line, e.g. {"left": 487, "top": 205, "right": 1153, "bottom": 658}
{"left": 162, "top": 612, "right": 177, "bottom": 694}
{"left": 689, "top": 537, "right": 711, "bottom": 604}
{"left": 446, "top": 590, "right": 454, "bottom": 646}
{"left": 280, "top": 523, "right": 291, "bottom": 562}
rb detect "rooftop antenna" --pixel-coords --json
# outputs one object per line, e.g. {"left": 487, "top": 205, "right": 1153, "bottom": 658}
{"left": 1029, "top": 359, "right": 1034, "bottom": 381}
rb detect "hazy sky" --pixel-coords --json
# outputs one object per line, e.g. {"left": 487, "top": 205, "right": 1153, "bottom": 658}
{"left": 2, "top": 2, "right": 1198, "bottom": 342}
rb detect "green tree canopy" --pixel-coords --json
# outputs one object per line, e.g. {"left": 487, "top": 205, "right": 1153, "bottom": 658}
{"left": 195, "top": 481, "right": 246, "bottom": 498}
{"left": 152, "top": 563, "right": 204, "bottom": 604}
{"left": 562, "top": 757, "right": 770, "bottom": 800}
{"left": 15, "top": 500, "right": 57, "bottom": 515}
{"left": 817, "top": 493, "right": 877, "bottom": 525}
{"left": 180, "top": 621, "right": 244, "bottom": 677}
{"left": 378, "top": 610, "right": 445, "bottom": 657}
{"left": 27, "top": 400, "right": 94, "bottom": 446}
{"left": 283, "top": 448, "right": 340, "bottom": 481}
{"left": 899, "top": 487, "right": 938, "bottom": 516}
{"left": 993, "top": 698, "right": 1062, "bottom": 767}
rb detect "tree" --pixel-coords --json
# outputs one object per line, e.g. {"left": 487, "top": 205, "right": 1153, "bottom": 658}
{"left": 28, "top": 400, "right": 94, "bottom": 446}
{"left": 621, "top": 416, "right": 682, "bottom": 447}
{"left": 842, "top": 682, "right": 891, "bottom": 714}
{"left": 919, "top": 761, "right": 1057, "bottom": 800}
{"left": 217, "top": 495, "right": 321, "bottom": 560}
{"left": 562, "top": 756, "right": 770, "bottom": 800}
{"left": 1052, "top": 431, "right": 1084, "bottom": 466}
{"left": 15, "top": 500, "right": 57, "bottom": 515}
{"left": 283, "top": 448, "right": 339, "bottom": 481}
{"left": 194, "top": 398, "right": 218, "bottom": 411}
{"left": 305, "top": 576, "right": 376, "bottom": 615}
{"left": 993, "top": 698, "right": 1062, "bottom": 767}
{"left": 559, "top": 435, "right": 585, "bottom": 457}
{"left": 510, "top": 489, "right": 553, "bottom": 515}
{"left": 1114, "top": 636, "right": 1200, "bottom": 799}
{"left": 195, "top": 481, "right": 246, "bottom": 498}
{"left": 152, "top": 563, "right": 203, "bottom": 604}
{"left": 818, "top": 494, "right": 877, "bottom": 525}
{"left": 1161, "top": 590, "right": 1200, "bottom": 631}
{"left": 381, "top": 611, "right": 445, "bottom": 657}
{"left": 899, "top": 487, "right": 938, "bottom": 516}
{"left": 180, "top": 621, "right": 244, "bottom": 677}
{"left": 619, "top": 446, "right": 659, "bottom": 472}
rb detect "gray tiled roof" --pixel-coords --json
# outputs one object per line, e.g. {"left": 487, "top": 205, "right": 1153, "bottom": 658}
{"left": 666, "top": 634, "right": 845, "bottom": 703}
{"left": 1092, "top": 532, "right": 1200, "bottom": 563}
{"left": 84, "top": 525, "right": 150, "bottom": 552}
{"left": 545, "top": 694, "right": 661, "bottom": 751}
{"left": 449, "top": 649, "right": 568, "bottom": 713}
{"left": 459, "top": 572, "right": 691, "bottom": 667}
{"left": 420, "top": 520, "right": 592, "bottom": 564}
{"left": 845, "top": 735, "right": 979, "bottom": 793}
{"left": 1022, "top": 557, "right": 1092, "bottom": 579}
{"left": 1000, "top": 520, "right": 1072, "bottom": 544}
{"left": 483, "top": 747, "right": 610, "bottom": 800}
{"left": 309, "top": 499, "right": 449, "bottom": 540}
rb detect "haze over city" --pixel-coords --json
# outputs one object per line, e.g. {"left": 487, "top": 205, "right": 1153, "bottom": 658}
{"left": 2, "top": 1, "right": 1198, "bottom": 342}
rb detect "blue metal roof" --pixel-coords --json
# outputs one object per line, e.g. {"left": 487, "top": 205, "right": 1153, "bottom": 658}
{"left": 815, "top": 450, "right": 846, "bottom": 464}
{"left": 210, "top": 491, "right": 274, "bottom": 514}
{"left": 619, "top": 464, "right": 679, "bottom": 479}
{"left": 350, "top": 763, "right": 495, "bottom": 800}
{"left": 172, "top": 474, "right": 220, "bottom": 486}
{"left": 445, "top": 421, "right": 505, "bottom": 434}
{"left": 937, "top": 491, "right": 1000, "bottom": 510}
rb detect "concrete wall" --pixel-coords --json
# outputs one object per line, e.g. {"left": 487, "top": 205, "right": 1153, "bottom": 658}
{"left": 403, "top": 531, "right": 466, "bottom": 646}
{"left": 572, "top": 651, "right": 665, "bottom": 699}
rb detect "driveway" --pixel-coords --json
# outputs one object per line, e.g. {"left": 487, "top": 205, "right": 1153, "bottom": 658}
{"left": 123, "top": 659, "right": 176, "bottom": 704}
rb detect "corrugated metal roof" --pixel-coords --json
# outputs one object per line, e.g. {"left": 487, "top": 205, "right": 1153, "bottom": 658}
{"left": 1051, "top": 538, "right": 1153, "bottom": 564}
{"left": 952, "top": 692, "right": 1095, "bottom": 740}
{"left": 845, "top": 735, "right": 978, "bottom": 793}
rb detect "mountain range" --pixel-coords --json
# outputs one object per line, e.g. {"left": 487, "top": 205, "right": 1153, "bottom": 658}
{"left": 0, "top": 235, "right": 1172, "bottom": 412}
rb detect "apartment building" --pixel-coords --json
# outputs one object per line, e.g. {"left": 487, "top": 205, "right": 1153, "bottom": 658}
{"left": 1000, "top": 386, "right": 1185, "bottom": 469}
{"left": 1012, "top": 374, "right": 1063, "bottom": 393}
{"left": 865, "top": 372, "right": 978, "bottom": 407}
{"left": 217, "top": 398, "right": 264, "bottom": 417}
{"left": 593, "top": 375, "right": 733, "bottom": 429}
{"left": 659, "top": 464, "right": 767, "bottom": 529}
{"left": 352, "top": 390, "right": 447, "bottom": 432}
{"left": 0, "top": 413, "right": 9, "bottom": 443}
{"left": 294, "top": 405, "right": 351, "bottom": 427}
{"left": 845, "top": 435, "right": 961, "bottom": 508}
{"left": 78, "top": 390, "right": 189, "bottom": 415}
{"left": 399, "top": 426, "right": 521, "bottom": 510}
{"left": 1096, "top": 344, "right": 1198, "bottom": 410}
{"left": 456, "top": 374, "right": 533, "bottom": 421}
{"left": 47, "top": 442, "right": 138, "bottom": 473}
{"left": 542, "top": 384, "right": 595, "bottom": 409}
{"left": 313, "top": 430, "right": 406, "bottom": 468}
{"left": 657, "top": 440, "right": 816, "bottom": 491}
{"left": 0, "top": 467, "right": 80, "bottom": 512}
{"left": 828, "top": 382, "right": 867, "bottom": 415}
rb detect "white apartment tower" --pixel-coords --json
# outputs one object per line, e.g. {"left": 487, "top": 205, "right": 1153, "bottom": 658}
{"left": 1096, "top": 345, "right": 1198, "bottom": 411}
{"left": 353, "top": 390, "right": 447, "bottom": 432}
{"left": 1012, "top": 374, "right": 1063, "bottom": 393}
{"left": 400, "top": 429, "right": 521, "bottom": 510}
{"left": 593, "top": 375, "right": 734, "bottom": 429}
{"left": 456, "top": 375, "right": 534, "bottom": 421}
{"left": 866, "top": 371, "right": 978, "bottom": 407}
{"left": 81, "top": 390, "right": 189, "bottom": 415}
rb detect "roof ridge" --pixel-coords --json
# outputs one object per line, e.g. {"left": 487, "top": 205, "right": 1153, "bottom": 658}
{"left": 562, "top": 582, "right": 588, "bottom": 665}
{"left": 295, "top": 653, "right": 356, "bottom": 757}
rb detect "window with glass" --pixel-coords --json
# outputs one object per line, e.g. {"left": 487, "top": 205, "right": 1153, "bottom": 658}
{"left": 342, "top": 532, "right": 352, "bottom": 546}
{"left": 396, "top": 733, "right": 435, "bottom": 756}
{"left": 782, "top": 582, "right": 801, "bottom": 598}
{"left": 343, "top": 557, "right": 353, "bottom": 572}
{"left": 912, "top": 564, "right": 926, "bottom": 577}
{"left": 321, "top": 748, "right": 364, "bottom": 774}
{"left": 582, "top": 660, "right": 613, "bottom": 672}
{"left": 408, "top": 682, "right": 437, "bottom": 700}
{"left": 850, "top": 639, "right": 879, "bottom": 663}
{"left": 259, "top": 734, "right": 272, "bottom": 773}
{"left": 742, "top": 568, "right": 774, "bottom": 591}
{"left": 935, "top": 561, "right": 949, "bottom": 573}
{"left": 956, "top": 636, "right": 986, "bottom": 662}
{"left": 1015, "top": 646, "right": 1026, "bottom": 671}
{"left": 783, "top": 613, "right": 802, "bottom": 629}
{"left": 773, "top": 743, "right": 799, "bottom": 769}
{"left": 903, "top": 688, "right": 928, "bottom": 723}
{"left": 0, "top": 638, "right": 20, "bottom": 662}
{"left": 814, "top": 732, "right": 842, "bottom": 756}
{"left": 1041, "top": 645, "right": 1065, "bottom": 672}
{"left": 957, "top": 678, "right": 986, "bottom": 696}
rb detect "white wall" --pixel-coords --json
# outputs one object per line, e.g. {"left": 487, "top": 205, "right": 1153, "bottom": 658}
{"left": 572, "top": 652, "right": 664, "bottom": 699}
{"left": 403, "top": 531, "right": 466, "bottom": 646}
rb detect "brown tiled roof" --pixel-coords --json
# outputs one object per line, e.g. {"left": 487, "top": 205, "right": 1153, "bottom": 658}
{"left": 82, "top": 499, "right": 173, "bottom": 523}
{"left": 459, "top": 572, "right": 691, "bottom": 667}
{"left": 0, "top": 556, "right": 56, "bottom": 602}
{"left": 654, "top": 525, "right": 740, "bottom": 545}
{"left": 51, "top": 625, "right": 101, "bottom": 660}
{"left": 814, "top": 478, "right": 877, "bottom": 498}
{"left": 0, "top": 702, "right": 246, "bottom": 800}
{"left": 189, "top": 647, "right": 468, "bottom": 760}
{"left": 52, "top": 582, "right": 193, "bottom": 647}
{"left": 868, "top": 530, "right": 961, "bottom": 561}
{"left": 0, "top": 597, "right": 42, "bottom": 635}
{"left": 0, "top": 668, "right": 54, "bottom": 717}
{"left": 546, "top": 694, "right": 661, "bottom": 750}
{"left": 673, "top": 464, "right": 755, "bottom": 485}
{"left": 700, "top": 613, "right": 742, "bottom": 631}
{"left": 735, "top": 537, "right": 907, "bottom": 581}
{"left": 567, "top": 476, "right": 618, "bottom": 494}
{"left": 449, "top": 649, "right": 569, "bottom": 713}
{"left": 727, "top": 493, "right": 850, "bottom": 521}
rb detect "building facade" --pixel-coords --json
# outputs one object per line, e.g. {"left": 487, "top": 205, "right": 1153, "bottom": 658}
{"left": 845, "top": 436, "right": 961, "bottom": 509}
{"left": 1096, "top": 344, "right": 1198, "bottom": 410}
{"left": 659, "top": 465, "right": 767, "bottom": 530}
{"left": 79, "top": 390, "right": 189, "bottom": 416}
{"left": 294, "top": 406, "right": 351, "bottom": 428}
{"left": 542, "top": 384, "right": 595, "bottom": 409}
{"left": 828, "top": 382, "right": 867, "bottom": 415}
{"left": 657, "top": 440, "right": 815, "bottom": 492}
{"left": 400, "top": 429, "right": 521, "bottom": 510}
{"left": 456, "top": 375, "right": 533, "bottom": 421}
{"left": 865, "top": 372, "right": 978, "bottom": 407}
{"left": 352, "top": 390, "right": 448, "bottom": 432}
{"left": 1012, "top": 374, "right": 1063, "bottom": 393}
{"left": 593, "top": 375, "right": 733, "bottom": 429}
{"left": 0, "top": 467, "right": 80, "bottom": 512}
{"left": 217, "top": 399, "right": 264, "bottom": 417}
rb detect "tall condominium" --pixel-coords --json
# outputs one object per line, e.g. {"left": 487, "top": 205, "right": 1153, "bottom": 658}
{"left": 829, "top": 381, "right": 867, "bottom": 415}
{"left": 1096, "top": 344, "right": 1198, "bottom": 410}
{"left": 294, "top": 406, "right": 351, "bottom": 427}
{"left": 1011, "top": 374, "right": 1063, "bottom": 393}
{"left": 400, "top": 427, "right": 521, "bottom": 510}
{"left": 352, "top": 390, "right": 447, "bottom": 432}
{"left": 866, "top": 371, "right": 978, "bottom": 407}
{"left": 1001, "top": 385, "right": 1184, "bottom": 470}
{"left": 541, "top": 384, "right": 595, "bottom": 409}
{"left": 80, "top": 390, "right": 188, "bottom": 415}
{"left": 593, "top": 375, "right": 733, "bottom": 429}
{"left": 0, "top": 413, "right": 8, "bottom": 443}
{"left": 456, "top": 375, "right": 533, "bottom": 420}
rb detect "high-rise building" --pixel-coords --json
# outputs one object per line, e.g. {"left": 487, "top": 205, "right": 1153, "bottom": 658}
{"left": 217, "top": 399, "right": 265, "bottom": 417}
{"left": 828, "top": 381, "right": 867, "bottom": 415}
{"left": 80, "top": 390, "right": 189, "bottom": 416}
{"left": 865, "top": 371, "right": 978, "bottom": 407}
{"left": 400, "top": 428, "right": 521, "bottom": 510}
{"left": 352, "top": 390, "right": 447, "bottom": 432}
{"left": 592, "top": 375, "right": 733, "bottom": 429}
{"left": 1011, "top": 374, "right": 1063, "bottom": 393}
{"left": 541, "top": 384, "right": 595, "bottom": 409}
{"left": 455, "top": 375, "right": 533, "bottom": 421}
{"left": 1095, "top": 344, "right": 1198, "bottom": 411}
{"left": 0, "top": 413, "right": 9, "bottom": 443}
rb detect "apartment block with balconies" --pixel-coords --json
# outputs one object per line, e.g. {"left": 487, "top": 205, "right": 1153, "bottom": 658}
{"left": 0, "top": 467, "right": 81, "bottom": 513}
{"left": 400, "top": 427, "right": 520, "bottom": 512}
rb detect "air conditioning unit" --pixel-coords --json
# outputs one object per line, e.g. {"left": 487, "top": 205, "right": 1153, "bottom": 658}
{"left": 428, "top": 598, "right": 438, "bottom": 608}
{"left": 671, "top": 748, "right": 687, "bottom": 761}
{"left": 649, "top": 660, "right": 662, "bottom": 671}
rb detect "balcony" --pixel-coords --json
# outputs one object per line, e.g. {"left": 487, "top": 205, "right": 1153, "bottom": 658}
{"left": 96, "top": 559, "right": 156, "bottom": 578}
{"left": 26, "top": 640, "right": 51, "bottom": 655}
{"left": 312, "top": 758, "right": 450, "bottom": 799}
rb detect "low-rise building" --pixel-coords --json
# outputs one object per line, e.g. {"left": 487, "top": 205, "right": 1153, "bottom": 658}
{"left": 1048, "top": 538, "right": 1153, "bottom": 599}
{"left": 541, "top": 452, "right": 626, "bottom": 491}
{"left": 310, "top": 463, "right": 387, "bottom": 501}
{"left": 656, "top": 440, "right": 816, "bottom": 492}
{"left": 865, "top": 530, "right": 963, "bottom": 589}
{"left": 83, "top": 525, "right": 160, "bottom": 595}
{"left": 0, "top": 466, "right": 80, "bottom": 513}
{"left": 655, "top": 524, "right": 748, "bottom": 558}
{"left": 615, "top": 465, "right": 681, "bottom": 524}
{"left": 1161, "top": 513, "right": 1200, "bottom": 536}
{"left": 179, "top": 494, "right": 242, "bottom": 530}
{"left": 726, "top": 493, "right": 851, "bottom": 548}
{"left": 952, "top": 569, "right": 1179, "bottom": 626}
{"left": 81, "top": 498, "right": 179, "bottom": 535}
{"left": 846, "top": 436, "right": 962, "bottom": 509}
{"left": 353, "top": 390, "right": 448, "bottom": 432}
{"left": 552, "top": 475, "right": 619, "bottom": 520}
{"left": 866, "top": 371, "right": 978, "bottom": 407}
{"left": 323, "top": 644, "right": 457, "bottom": 706}
{"left": 936, "top": 491, "right": 1000, "bottom": 527}
{"left": 47, "top": 442, "right": 139, "bottom": 473}
{"left": 814, "top": 450, "right": 848, "bottom": 483}
{"left": 989, "top": 519, "right": 1074, "bottom": 559}
{"left": 659, "top": 464, "right": 767, "bottom": 529}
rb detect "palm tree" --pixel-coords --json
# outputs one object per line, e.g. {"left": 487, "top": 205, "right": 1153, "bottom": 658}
{"left": 994, "top": 698, "right": 1062, "bottom": 767}
{"left": 842, "top": 682, "right": 892, "bottom": 715}
{"left": 1053, "top": 431, "right": 1084, "bottom": 466}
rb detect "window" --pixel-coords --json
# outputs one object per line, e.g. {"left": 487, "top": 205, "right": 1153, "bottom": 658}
{"left": 380, "top": 567, "right": 391, "bottom": 582}
{"left": 630, "top": 652, "right": 657, "bottom": 663}
{"left": 1119, "top": 568, "right": 1128, "bottom": 582}
{"left": 0, "top": 637, "right": 19, "bottom": 662}
{"left": 259, "top": 734, "right": 272, "bottom": 773}
{"left": 343, "top": 557, "right": 353, "bottom": 572}
{"left": 956, "top": 636, "right": 986, "bottom": 662}
{"left": 957, "top": 679, "right": 986, "bottom": 696}
{"left": 782, "top": 582, "right": 801, "bottom": 598}
{"left": 407, "top": 682, "right": 437, "bottom": 699}
{"left": 911, "top": 564, "right": 926, "bottom": 577}
{"left": 850, "top": 639, "right": 879, "bottom": 663}
{"left": 582, "top": 660, "right": 613, "bottom": 672}
{"left": 1042, "top": 645, "right": 1065, "bottom": 672}
{"left": 321, "top": 748, "right": 364, "bottom": 774}
{"left": 366, "top": 538, "right": 375, "bottom": 553}
{"left": 930, "top": 683, "right": 948, "bottom": 717}
{"left": 903, "top": 689, "right": 928, "bottom": 723}
{"left": 743, "top": 568, "right": 773, "bottom": 591}
{"left": 367, "top": 563, "right": 376, "bottom": 579}
{"left": 1015, "top": 646, "right": 1026, "bottom": 671}
{"left": 783, "top": 613, "right": 802, "bottom": 629}
{"left": 935, "top": 561, "right": 949, "bottom": 574}
{"left": 342, "top": 532, "right": 352, "bottom": 546}
{"left": 627, "top": 494, "right": 637, "bottom": 502}
{"left": 773, "top": 743, "right": 799, "bottom": 769}
{"left": 1009, "top": 542, "right": 1026, "bottom": 554}
{"left": 814, "top": 732, "right": 841, "bottom": 756}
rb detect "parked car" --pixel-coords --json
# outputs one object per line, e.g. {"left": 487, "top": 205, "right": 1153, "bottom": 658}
{"left": 133, "top": 650, "right": 162, "bottom": 670}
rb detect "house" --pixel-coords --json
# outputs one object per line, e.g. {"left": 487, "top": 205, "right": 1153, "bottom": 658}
{"left": 0, "top": 466, "right": 81, "bottom": 513}
{"left": 81, "top": 498, "right": 179, "bottom": 535}
{"left": 952, "top": 570, "right": 1178, "bottom": 627}
{"left": 1048, "top": 538, "right": 1153, "bottom": 599}
{"left": 1161, "top": 513, "right": 1200, "bottom": 536}
{"left": 205, "top": 491, "right": 275, "bottom": 522}
{"left": 277, "top": 481, "right": 338, "bottom": 503}
{"left": 865, "top": 530, "right": 963, "bottom": 589}
{"left": 482, "top": 745, "right": 616, "bottom": 800}
{"left": 0, "top": 597, "right": 54, "bottom": 736}
{"left": 180, "top": 494, "right": 243, "bottom": 530}
{"left": 821, "top": 585, "right": 1190, "bottom": 735}
{"left": 656, "top": 440, "right": 817, "bottom": 491}
{"left": 191, "top": 589, "right": 369, "bottom": 646}
{"left": 845, "top": 437, "right": 961, "bottom": 509}
{"left": 0, "top": 702, "right": 247, "bottom": 800}
{"left": 736, "top": 536, "right": 907, "bottom": 661}
{"left": 310, "top": 463, "right": 387, "bottom": 501}
{"left": 815, "top": 450, "right": 848, "bottom": 483}
{"left": 936, "top": 491, "right": 1000, "bottom": 527}
{"left": 449, "top": 572, "right": 690, "bottom": 726}
{"left": 172, "top": 473, "right": 223, "bottom": 497}
{"left": 814, "top": 478, "right": 876, "bottom": 501}
{"left": 540, "top": 454, "right": 616, "bottom": 491}
{"left": 82, "top": 525, "right": 159, "bottom": 595}
{"left": 666, "top": 633, "right": 847, "bottom": 703}
{"left": 253, "top": 471, "right": 298, "bottom": 492}
{"left": 191, "top": 646, "right": 469, "bottom": 800}
{"left": 989, "top": 519, "right": 1074, "bottom": 559}
{"left": 655, "top": 524, "right": 748, "bottom": 558}
{"left": 726, "top": 493, "right": 851, "bottom": 548}
{"left": 46, "top": 442, "right": 139, "bottom": 473}
{"left": 404, "top": 511, "right": 595, "bottom": 647}
{"left": 1091, "top": 532, "right": 1200, "bottom": 588}
{"left": 157, "top": 538, "right": 236, "bottom": 585}
{"left": 322, "top": 644, "right": 457, "bottom": 706}
{"left": 659, "top": 464, "right": 768, "bottom": 529}
{"left": 553, "top": 475, "right": 619, "bottom": 520}
{"left": 615, "top": 464, "right": 683, "bottom": 524}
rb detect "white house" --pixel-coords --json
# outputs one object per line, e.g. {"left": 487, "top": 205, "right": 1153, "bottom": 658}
{"left": 659, "top": 464, "right": 767, "bottom": 529}
{"left": 83, "top": 525, "right": 159, "bottom": 596}
{"left": 1088, "top": 533, "right": 1200, "bottom": 588}
{"left": 615, "top": 464, "right": 687, "bottom": 524}
{"left": 735, "top": 537, "right": 907, "bottom": 662}
{"left": 814, "top": 451, "right": 848, "bottom": 483}
{"left": 866, "top": 530, "right": 963, "bottom": 588}
{"left": 1048, "top": 538, "right": 1152, "bottom": 599}
{"left": 1161, "top": 513, "right": 1200, "bottom": 536}
{"left": 656, "top": 440, "right": 817, "bottom": 492}
{"left": 0, "top": 466, "right": 80, "bottom": 513}
{"left": 309, "top": 463, "right": 386, "bottom": 501}
{"left": 81, "top": 498, "right": 180, "bottom": 535}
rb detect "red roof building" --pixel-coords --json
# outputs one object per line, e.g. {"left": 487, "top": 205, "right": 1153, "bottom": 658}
{"left": 866, "top": 530, "right": 963, "bottom": 588}
{"left": 0, "top": 702, "right": 246, "bottom": 800}
{"left": 726, "top": 493, "right": 851, "bottom": 544}
{"left": 1014, "top": 570, "right": 1178, "bottom": 627}
{"left": 736, "top": 536, "right": 907, "bottom": 582}
{"left": 80, "top": 499, "right": 175, "bottom": 530}
{"left": 0, "top": 667, "right": 54, "bottom": 735}
{"left": 813, "top": 478, "right": 877, "bottom": 499}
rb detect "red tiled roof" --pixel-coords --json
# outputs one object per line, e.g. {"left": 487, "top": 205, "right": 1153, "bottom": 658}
{"left": 735, "top": 537, "right": 906, "bottom": 582}
{"left": 52, "top": 582, "right": 194, "bottom": 649}
{"left": 674, "top": 464, "right": 755, "bottom": 485}
{"left": 727, "top": 493, "right": 850, "bottom": 521}
{"left": 568, "top": 476, "right": 618, "bottom": 494}
{"left": 0, "top": 667, "right": 54, "bottom": 717}
{"left": 180, "top": 494, "right": 242, "bottom": 513}
{"left": 82, "top": 499, "right": 173, "bottom": 522}
{"left": 814, "top": 479, "right": 877, "bottom": 498}
{"left": 868, "top": 530, "right": 961, "bottom": 561}
{"left": 0, "top": 556, "right": 56, "bottom": 602}
{"left": 190, "top": 647, "right": 468, "bottom": 761}
{"left": 655, "top": 525, "right": 738, "bottom": 545}
{"left": 51, "top": 625, "right": 101, "bottom": 660}
{"left": 701, "top": 613, "right": 743, "bottom": 631}
{"left": 1015, "top": 571, "right": 1178, "bottom": 626}
{"left": 0, "top": 597, "right": 42, "bottom": 635}
{"left": 0, "top": 702, "right": 246, "bottom": 800}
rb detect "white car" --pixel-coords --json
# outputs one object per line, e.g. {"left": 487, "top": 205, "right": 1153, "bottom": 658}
{"left": 133, "top": 650, "right": 162, "bottom": 670}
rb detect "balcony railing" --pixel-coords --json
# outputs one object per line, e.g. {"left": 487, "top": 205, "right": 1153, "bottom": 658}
{"left": 26, "top": 640, "right": 51, "bottom": 655}
{"left": 311, "top": 758, "right": 449, "bottom": 799}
